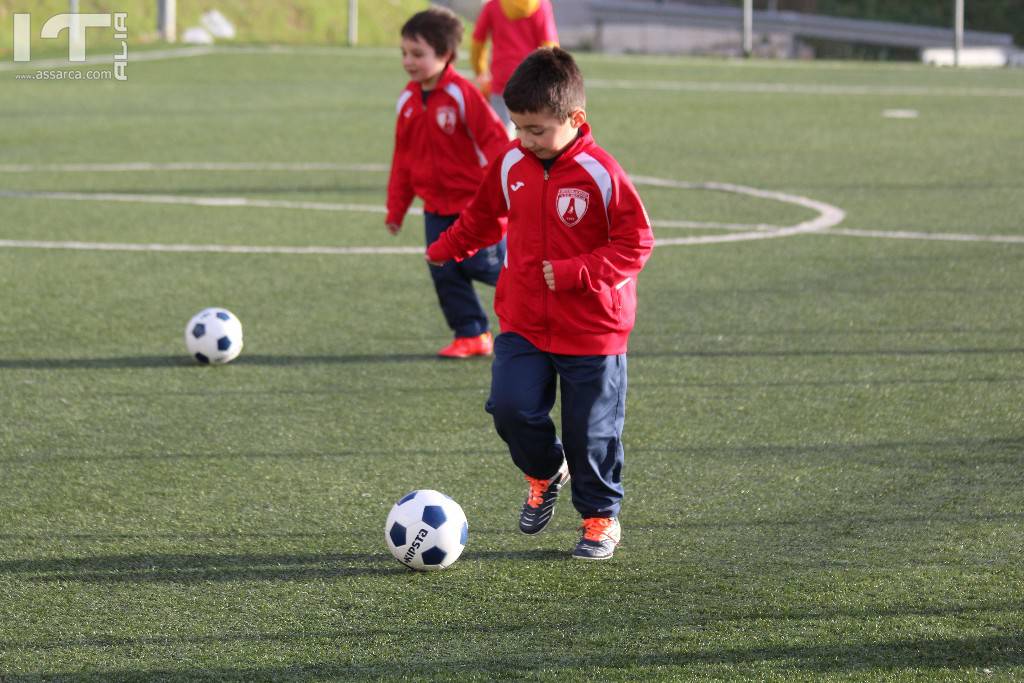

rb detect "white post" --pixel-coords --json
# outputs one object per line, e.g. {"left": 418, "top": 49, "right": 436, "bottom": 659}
{"left": 742, "top": 0, "right": 753, "bottom": 58}
{"left": 69, "top": 0, "right": 83, "bottom": 59}
{"left": 954, "top": 0, "right": 964, "bottom": 67}
{"left": 14, "top": 14, "right": 31, "bottom": 62}
{"left": 159, "top": 0, "right": 177, "bottom": 43}
{"left": 348, "top": 0, "right": 358, "bottom": 46}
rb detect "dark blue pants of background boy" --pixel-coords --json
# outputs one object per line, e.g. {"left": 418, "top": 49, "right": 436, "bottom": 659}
{"left": 485, "top": 332, "right": 627, "bottom": 518}
{"left": 425, "top": 212, "right": 505, "bottom": 338}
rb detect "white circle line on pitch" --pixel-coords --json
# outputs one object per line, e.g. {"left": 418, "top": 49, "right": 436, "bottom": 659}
{"left": 0, "top": 163, "right": 849, "bottom": 253}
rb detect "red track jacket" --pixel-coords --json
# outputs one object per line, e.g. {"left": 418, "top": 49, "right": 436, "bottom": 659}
{"left": 427, "top": 124, "right": 654, "bottom": 355}
{"left": 386, "top": 65, "right": 511, "bottom": 227}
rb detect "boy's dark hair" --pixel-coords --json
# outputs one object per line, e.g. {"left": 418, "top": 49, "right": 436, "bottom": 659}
{"left": 503, "top": 47, "right": 586, "bottom": 120}
{"left": 401, "top": 7, "right": 463, "bottom": 64}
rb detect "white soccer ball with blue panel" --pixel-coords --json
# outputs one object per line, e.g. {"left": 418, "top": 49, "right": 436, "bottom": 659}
{"left": 184, "top": 307, "right": 244, "bottom": 364}
{"left": 385, "top": 489, "right": 468, "bottom": 571}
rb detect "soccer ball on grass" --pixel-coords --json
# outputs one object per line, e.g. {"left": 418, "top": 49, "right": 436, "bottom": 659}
{"left": 184, "top": 307, "right": 243, "bottom": 364}
{"left": 385, "top": 489, "right": 468, "bottom": 571}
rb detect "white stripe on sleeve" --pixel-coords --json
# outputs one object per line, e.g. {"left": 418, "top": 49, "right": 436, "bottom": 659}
{"left": 445, "top": 83, "right": 487, "bottom": 166}
{"left": 500, "top": 148, "right": 525, "bottom": 210}
{"left": 574, "top": 152, "right": 613, "bottom": 225}
{"left": 396, "top": 89, "right": 413, "bottom": 116}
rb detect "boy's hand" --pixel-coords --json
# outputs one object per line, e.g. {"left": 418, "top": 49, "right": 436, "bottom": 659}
{"left": 386, "top": 222, "right": 401, "bottom": 236}
{"left": 475, "top": 74, "right": 492, "bottom": 98}
{"left": 426, "top": 252, "right": 447, "bottom": 267}
{"left": 542, "top": 260, "right": 556, "bottom": 291}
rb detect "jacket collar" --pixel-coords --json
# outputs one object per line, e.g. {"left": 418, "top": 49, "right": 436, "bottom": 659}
{"left": 518, "top": 123, "right": 595, "bottom": 165}
{"left": 409, "top": 63, "right": 457, "bottom": 95}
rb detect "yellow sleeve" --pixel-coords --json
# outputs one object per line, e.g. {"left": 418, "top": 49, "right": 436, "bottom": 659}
{"left": 540, "top": 40, "right": 559, "bottom": 48}
{"left": 470, "top": 39, "right": 489, "bottom": 76}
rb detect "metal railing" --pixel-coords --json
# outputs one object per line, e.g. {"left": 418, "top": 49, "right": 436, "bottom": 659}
{"left": 589, "top": 0, "right": 1013, "bottom": 51}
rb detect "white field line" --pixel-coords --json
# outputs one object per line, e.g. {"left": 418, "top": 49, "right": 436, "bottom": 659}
{"left": 882, "top": 109, "right": 920, "bottom": 119}
{"left": 7, "top": 45, "right": 1016, "bottom": 98}
{"left": 654, "top": 219, "right": 784, "bottom": 232}
{"left": 828, "top": 228, "right": 1024, "bottom": 244}
{"left": 217, "top": 45, "right": 395, "bottom": 58}
{"left": 0, "top": 188, "right": 772, "bottom": 233}
{"left": 0, "top": 44, "right": 946, "bottom": 73}
{"left": 0, "top": 174, "right": 835, "bottom": 249}
{"left": 0, "top": 44, "right": 976, "bottom": 76}
{"left": 0, "top": 161, "right": 777, "bottom": 232}
{"left": 580, "top": 53, "right": 937, "bottom": 72}
{"left": 0, "top": 187, "right": 770, "bottom": 235}
{"left": 9, "top": 187, "right": 1015, "bottom": 249}
{"left": 0, "top": 47, "right": 217, "bottom": 71}
{"left": 0, "top": 190, "right": 410, "bottom": 216}
{"left": 0, "top": 45, "right": 394, "bottom": 72}
{"left": 0, "top": 162, "right": 390, "bottom": 173}
{"left": 631, "top": 176, "right": 845, "bottom": 246}
{"left": 0, "top": 239, "right": 420, "bottom": 255}
{"left": 587, "top": 77, "right": 1024, "bottom": 98}
{"left": 31, "top": 161, "right": 1014, "bottom": 250}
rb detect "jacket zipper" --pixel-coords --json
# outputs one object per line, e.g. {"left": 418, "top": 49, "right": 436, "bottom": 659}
{"left": 425, "top": 93, "right": 438, "bottom": 201}
{"left": 542, "top": 167, "right": 550, "bottom": 348}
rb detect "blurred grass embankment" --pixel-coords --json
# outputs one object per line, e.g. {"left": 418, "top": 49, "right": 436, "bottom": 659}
{"left": 0, "top": 0, "right": 428, "bottom": 59}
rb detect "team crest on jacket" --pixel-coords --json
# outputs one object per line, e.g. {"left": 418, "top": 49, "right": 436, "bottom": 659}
{"left": 436, "top": 106, "right": 457, "bottom": 135}
{"left": 556, "top": 188, "right": 590, "bottom": 228}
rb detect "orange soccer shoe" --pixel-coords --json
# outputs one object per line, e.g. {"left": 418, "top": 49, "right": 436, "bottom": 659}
{"left": 519, "top": 461, "right": 570, "bottom": 535}
{"left": 572, "top": 517, "right": 621, "bottom": 561}
{"left": 437, "top": 332, "right": 494, "bottom": 359}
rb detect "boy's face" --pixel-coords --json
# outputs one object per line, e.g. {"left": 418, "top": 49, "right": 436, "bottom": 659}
{"left": 400, "top": 35, "right": 449, "bottom": 88}
{"left": 510, "top": 108, "right": 587, "bottom": 160}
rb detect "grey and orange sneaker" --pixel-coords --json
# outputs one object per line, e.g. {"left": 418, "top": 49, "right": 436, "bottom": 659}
{"left": 572, "top": 517, "right": 621, "bottom": 560}
{"left": 519, "top": 461, "right": 569, "bottom": 535}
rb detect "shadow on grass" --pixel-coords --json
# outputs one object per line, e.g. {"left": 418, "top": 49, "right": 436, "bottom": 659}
{"left": 630, "top": 347, "right": 1024, "bottom": 360}
{"left": 626, "top": 510, "right": 1024, "bottom": 534}
{"left": 462, "top": 549, "right": 567, "bottom": 562}
{"left": 0, "top": 356, "right": 191, "bottom": 369}
{"left": 4, "top": 604, "right": 1021, "bottom": 655}
{"left": 0, "top": 353, "right": 441, "bottom": 369}
{"left": 632, "top": 375, "right": 1024, "bottom": 390}
{"left": 0, "top": 548, "right": 570, "bottom": 584}
{"left": 629, "top": 435, "right": 1024, "bottom": 459}
{"left": 0, "top": 446, "right": 504, "bottom": 464}
{"left": 3, "top": 344, "right": 1021, "bottom": 371}
{"left": 5, "top": 437, "right": 1020, "bottom": 466}
{"left": 0, "top": 551, "right": 405, "bottom": 583}
{"left": 0, "top": 531, "right": 331, "bottom": 542}
{"left": 3, "top": 634, "right": 1022, "bottom": 679}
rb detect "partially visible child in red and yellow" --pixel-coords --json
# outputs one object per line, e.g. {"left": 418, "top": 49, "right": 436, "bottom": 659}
{"left": 470, "top": 0, "right": 559, "bottom": 134}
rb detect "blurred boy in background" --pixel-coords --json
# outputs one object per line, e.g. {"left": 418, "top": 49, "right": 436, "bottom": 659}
{"left": 470, "top": 0, "right": 559, "bottom": 134}
{"left": 387, "top": 7, "right": 511, "bottom": 358}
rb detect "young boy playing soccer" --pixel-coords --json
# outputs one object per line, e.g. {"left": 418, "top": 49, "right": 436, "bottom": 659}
{"left": 387, "top": 7, "right": 512, "bottom": 358}
{"left": 427, "top": 48, "right": 654, "bottom": 560}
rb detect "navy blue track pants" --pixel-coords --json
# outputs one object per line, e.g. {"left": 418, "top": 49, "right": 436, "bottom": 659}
{"left": 425, "top": 212, "right": 505, "bottom": 339}
{"left": 485, "top": 332, "right": 627, "bottom": 518}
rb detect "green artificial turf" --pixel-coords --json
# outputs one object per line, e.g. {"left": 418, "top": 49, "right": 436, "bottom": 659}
{"left": 0, "top": 48, "right": 1022, "bottom": 681}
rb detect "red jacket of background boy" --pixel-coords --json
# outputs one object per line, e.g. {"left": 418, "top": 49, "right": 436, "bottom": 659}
{"left": 427, "top": 124, "right": 654, "bottom": 356}
{"left": 472, "top": 0, "right": 559, "bottom": 95}
{"left": 386, "top": 64, "right": 511, "bottom": 227}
